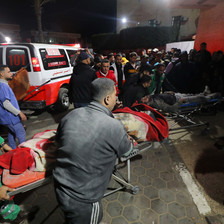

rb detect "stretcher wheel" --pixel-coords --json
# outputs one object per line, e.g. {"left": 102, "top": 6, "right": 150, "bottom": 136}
{"left": 201, "top": 127, "right": 209, "bottom": 136}
{"left": 131, "top": 186, "right": 140, "bottom": 195}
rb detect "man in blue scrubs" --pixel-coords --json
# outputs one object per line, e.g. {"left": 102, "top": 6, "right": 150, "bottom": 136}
{"left": 0, "top": 65, "right": 27, "bottom": 149}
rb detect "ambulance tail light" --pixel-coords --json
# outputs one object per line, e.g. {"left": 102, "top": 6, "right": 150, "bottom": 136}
{"left": 31, "top": 57, "right": 41, "bottom": 72}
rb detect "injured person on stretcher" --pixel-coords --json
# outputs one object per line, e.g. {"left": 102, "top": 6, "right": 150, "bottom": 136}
{"left": 141, "top": 91, "right": 221, "bottom": 113}
{"left": 0, "top": 103, "right": 169, "bottom": 197}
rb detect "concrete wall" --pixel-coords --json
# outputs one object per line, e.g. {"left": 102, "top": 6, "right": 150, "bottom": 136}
{"left": 117, "top": 0, "right": 200, "bottom": 40}
{"left": 194, "top": 2, "right": 224, "bottom": 53}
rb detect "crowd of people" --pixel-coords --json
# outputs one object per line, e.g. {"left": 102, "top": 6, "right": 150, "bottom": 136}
{"left": 0, "top": 41, "right": 224, "bottom": 224}
{"left": 69, "top": 42, "right": 224, "bottom": 110}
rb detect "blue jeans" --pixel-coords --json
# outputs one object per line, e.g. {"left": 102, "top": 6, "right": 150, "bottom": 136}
{"left": 7, "top": 122, "right": 26, "bottom": 149}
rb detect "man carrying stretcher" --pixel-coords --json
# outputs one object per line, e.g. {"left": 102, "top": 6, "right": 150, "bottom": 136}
{"left": 53, "top": 78, "right": 133, "bottom": 224}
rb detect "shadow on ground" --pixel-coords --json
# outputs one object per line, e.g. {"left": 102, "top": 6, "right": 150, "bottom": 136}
{"left": 194, "top": 146, "right": 224, "bottom": 205}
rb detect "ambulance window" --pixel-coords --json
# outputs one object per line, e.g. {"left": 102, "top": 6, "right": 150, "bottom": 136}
{"left": 39, "top": 48, "right": 69, "bottom": 70}
{"left": 66, "top": 50, "right": 77, "bottom": 60}
{"left": 6, "top": 48, "right": 31, "bottom": 72}
{"left": 0, "top": 48, "right": 2, "bottom": 64}
{"left": 66, "top": 49, "right": 77, "bottom": 66}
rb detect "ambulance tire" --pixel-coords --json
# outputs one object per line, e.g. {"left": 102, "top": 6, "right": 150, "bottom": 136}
{"left": 55, "top": 87, "right": 70, "bottom": 112}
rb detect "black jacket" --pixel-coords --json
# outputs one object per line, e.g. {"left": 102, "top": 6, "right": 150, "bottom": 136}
{"left": 122, "top": 83, "right": 149, "bottom": 108}
{"left": 69, "top": 63, "right": 97, "bottom": 103}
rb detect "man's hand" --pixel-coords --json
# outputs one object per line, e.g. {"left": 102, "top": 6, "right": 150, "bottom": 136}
{"left": 19, "top": 111, "right": 27, "bottom": 121}
{"left": 141, "top": 95, "right": 149, "bottom": 103}
{"left": 0, "top": 186, "right": 14, "bottom": 201}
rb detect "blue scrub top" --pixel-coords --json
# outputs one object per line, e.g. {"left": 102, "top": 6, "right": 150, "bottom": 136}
{"left": 0, "top": 82, "right": 20, "bottom": 125}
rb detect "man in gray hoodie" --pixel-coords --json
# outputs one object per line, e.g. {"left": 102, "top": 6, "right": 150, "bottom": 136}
{"left": 54, "top": 78, "right": 133, "bottom": 224}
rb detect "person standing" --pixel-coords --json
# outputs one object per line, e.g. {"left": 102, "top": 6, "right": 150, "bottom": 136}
{"left": 0, "top": 65, "right": 26, "bottom": 149}
{"left": 53, "top": 78, "right": 132, "bottom": 224}
{"left": 110, "top": 54, "right": 125, "bottom": 95}
{"left": 148, "top": 63, "right": 177, "bottom": 94}
{"left": 124, "top": 52, "right": 138, "bottom": 83}
{"left": 69, "top": 51, "right": 97, "bottom": 108}
{"left": 96, "top": 59, "right": 118, "bottom": 93}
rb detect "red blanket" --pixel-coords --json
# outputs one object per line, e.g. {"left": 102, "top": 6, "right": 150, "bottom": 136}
{"left": 113, "top": 103, "right": 169, "bottom": 142}
{"left": 0, "top": 147, "right": 34, "bottom": 174}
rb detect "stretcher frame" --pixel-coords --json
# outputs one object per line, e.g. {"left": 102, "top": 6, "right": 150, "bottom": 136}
{"left": 7, "top": 176, "right": 52, "bottom": 197}
{"left": 104, "top": 141, "right": 152, "bottom": 197}
{"left": 167, "top": 97, "right": 222, "bottom": 132}
{"left": 7, "top": 142, "right": 152, "bottom": 197}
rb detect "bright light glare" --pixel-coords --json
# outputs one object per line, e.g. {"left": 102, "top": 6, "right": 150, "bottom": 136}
{"left": 74, "top": 43, "right": 81, "bottom": 48}
{"left": 122, "top": 17, "right": 127, "bottom": 23}
{"left": 5, "top": 37, "right": 11, "bottom": 43}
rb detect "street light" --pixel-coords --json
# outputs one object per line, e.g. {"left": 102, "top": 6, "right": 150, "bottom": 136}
{"left": 122, "top": 17, "right": 127, "bottom": 24}
{"left": 5, "top": 37, "right": 11, "bottom": 43}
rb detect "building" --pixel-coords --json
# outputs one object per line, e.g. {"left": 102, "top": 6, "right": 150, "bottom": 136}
{"left": 117, "top": 0, "right": 200, "bottom": 41}
{"left": 117, "top": 0, "right": 224, "bottom": 52}
{"left": 21, "top": 30, "right": 81, "bottom": 45}
{"left": 0, "top": 23, "right": 21, "bottom": 43}
{"left": 169, "top": 0, "right": 224, "bottom": 53}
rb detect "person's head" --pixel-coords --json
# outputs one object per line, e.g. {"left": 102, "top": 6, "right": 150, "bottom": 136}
{"left": 141, "top": 54, "right": 149, "bottom": 64}
{"left": 91, "top": 78, "right": 116, "bottom": 111}
{"left": 173, "top": 51, "right": 180, "bottom": 58}
{"left": 129, "top": 52, "right": 137, "bottom": 64}
{"left": 170, "top": 48, "right": 175, "bottom": 54}
{"left": 155, "top": 63, "right": 165, "bottom": 75}
{"left": 156, "top": 51, "right": 162, "bottom": 60}
{"left": 94, "top": 57, "right": 102, "bottom": 68}
{"left": 179, "top": 51, "right": 188, "bottom": 63}
{"left": 217, "top": 50, "right": 223, "bottom": 61}
{"left": 200, "top": 42, "right": 207, "bottom": 51}
{"left": 108, "top": 53, "right": 115, "bottom": 63}
{"left": 115, "top": 53, "right": 122, "bottom": 65}
{"left": 77, "top": 51, "right": 90, "bottom": 64}
{"left": 142, "top": 70, "right": 150, "bottom": 76}
{"left": 140, "top": 75, "right": 151, "bottom": 88}
{"left": 147, "top": 49, "right": 152, "bottom": 55}
{"left": 100, "top": 59, "right": 110, "bottom": 74}
{"left": 0, "top": 65, "right": 13, "bottom": 81}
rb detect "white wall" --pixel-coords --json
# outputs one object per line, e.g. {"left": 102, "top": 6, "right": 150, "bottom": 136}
{"left": 166, "top": 41, "right": 195, "bottom": 53}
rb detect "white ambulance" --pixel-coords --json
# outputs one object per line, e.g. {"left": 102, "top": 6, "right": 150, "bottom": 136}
{"left": 0, "top": 43, "right": 80, "bottom": 111}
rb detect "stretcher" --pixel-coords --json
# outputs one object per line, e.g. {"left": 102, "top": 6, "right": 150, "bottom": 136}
{"left": 6, "top": 142, "right": 152, "bottom": 198}
{"left": 148, "top": 93, "right": 222, "bottom": 133}
{"left": 2, "top": 106, "right": 169, "bottom": 198}
{"left": 168, "top": 95, "right": 222, "bottom": 132}
{"left": 104, "top": 141, "right": 152, "bottom": 197}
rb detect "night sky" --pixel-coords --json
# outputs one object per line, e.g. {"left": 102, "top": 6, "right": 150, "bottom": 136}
{"left": 0, "top": 0, "right": 117, "bottom": 38}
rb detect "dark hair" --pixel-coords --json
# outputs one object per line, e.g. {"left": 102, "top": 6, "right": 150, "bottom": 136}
{"left": 101, "top": 59, "right": 109, "bottom": 65}
{"left": 91, "top": 78, "right": 115, "bottom": 102}
{"left": 115, "top": 53, "right": 122, "bottom": 58}
{"left": 140, "top": 75, "right": 151, "bottom": 84}
{"left": 0, "top": 65, "right": 8, "bottom": 72}
{"left": 200, "top": 42, "right": 207, "bottom": 46}
{"left": 108, "top": 53, "right": 114, "bottom": 59}
{"left": 94, "top": 57, "right": 102, "bottom": 63}
{"left": 173, "top": 51, "right": 180, "bottom": 57}
{"left": 129, "top": 52, "right": 137, "bottom": 58}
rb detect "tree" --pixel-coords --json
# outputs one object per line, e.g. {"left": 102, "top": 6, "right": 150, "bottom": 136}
{"left": 34, "top": 0, "right": 53, "bottom": 43}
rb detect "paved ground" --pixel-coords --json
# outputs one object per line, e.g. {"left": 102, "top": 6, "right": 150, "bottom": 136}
{"left": 0, "top": 105, "right": 224, "bottom": 224}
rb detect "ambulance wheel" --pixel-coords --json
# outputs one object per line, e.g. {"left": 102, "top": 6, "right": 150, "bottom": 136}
{"left": 55, "top": 87, "right": 70, "bottom": 111}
